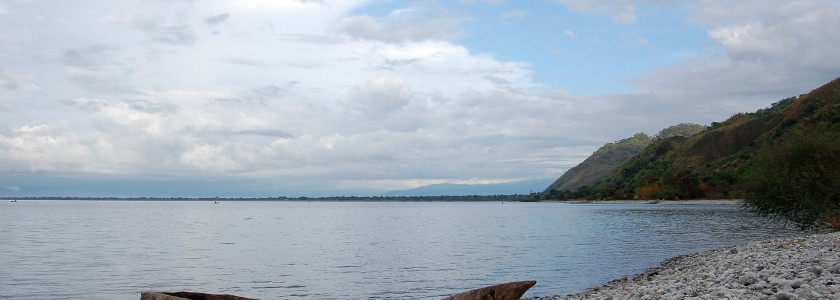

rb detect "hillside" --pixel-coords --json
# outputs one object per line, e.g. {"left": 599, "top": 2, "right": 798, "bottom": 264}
{"left": 543, "top": 133, "right": 651, "bottom": 193}
{"left": 542, "top": 76, "right": 840, "bottom": 201}
{"left": 543, "top": 123, "right": 706, "bottom": 195}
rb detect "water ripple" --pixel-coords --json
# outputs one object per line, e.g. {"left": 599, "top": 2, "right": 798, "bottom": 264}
{"left": 0, "top": 201, "right": 802, "bottom": 299}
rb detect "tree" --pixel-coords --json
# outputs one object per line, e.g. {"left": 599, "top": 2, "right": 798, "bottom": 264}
{"left": 742, "top": 128, "right": 840, "bottom": 230}
{"left": 574, "top": 185, "right": 598, "bottom": 200}
{"left": 673, "top": 169, "right": 703, "bottom": 199}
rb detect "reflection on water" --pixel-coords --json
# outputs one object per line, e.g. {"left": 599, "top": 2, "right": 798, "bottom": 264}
{"left": 0, "top": 201, "right": 801, "bottom": 299}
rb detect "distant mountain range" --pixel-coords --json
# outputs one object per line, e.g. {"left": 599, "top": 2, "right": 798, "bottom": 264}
{"left": 0, "top": 175, "right": 555, "bottom": 198}
{"left": 382, "top": 178, "right": 556, "bottom": 196}
{"left": 542, "top": 76, "right": 840, "bottom": 200}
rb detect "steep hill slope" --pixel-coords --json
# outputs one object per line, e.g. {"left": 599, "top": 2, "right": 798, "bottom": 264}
{"left": 543, "top": 133, "right": 651, "bottom": 193}
{"left": 543, "top": 123, "right": 706, "bottom": 194}
{"left": 543, "top": 76, "right": 840, "bottom": 200}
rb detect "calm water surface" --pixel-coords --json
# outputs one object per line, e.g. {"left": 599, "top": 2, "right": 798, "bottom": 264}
{"left": 0, "top": 200, "right": 801, "bottom": 299}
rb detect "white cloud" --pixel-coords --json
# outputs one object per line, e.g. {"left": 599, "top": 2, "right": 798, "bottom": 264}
{"left": 707, "top": 1, "right": 840, "bottom": 72}
{"left": 0, "top": 72, "right": 18, "bottom": 91}
{"left": 179, "top": 143, "right": 241, "bottom": 171}
{"left": 334, "top": 2, "right": 469, "bottom": 42}
{"left": 458, "top": 0, "right": 505, "bottom": 4}
{"left": 622, "top": 37, "right": 649, "bottom": 48}
{"left": 279, "top": 34, "right": 346, "bottom": 45}
{"left": 0, "top": 124, "right": 135, "bottom": 174}
{"left": 0, "top": 0, "right": 838, "bottom": 195}
{"left": 339, "top": 39, "right": 534, "bottom": 97}
{"left": 0, "top": 1, "right": 555, "bottom": 191}
{"left": 687, "top": 0, "right": 781, "bottom": 25}
{"left": 335, "top": 14, "right": 468, "bottom": 42}
{"left": 348, "top": 77, "right": 413, "bottom": 116}
{"left": 129, "top": 13, "right": 198, "bottom": 45}
{"left": 547, "top": 0, "right": 653, "bottom": 25}
{"left": 63, "top": 68, "right": 136, "bottom": 94}
{"left": 562, "top": 30, "right": 576, "bottom": 38}
{"left": 204, "top": 13, "right": 230, "bottom": 25}
{"left": 630, "top": 0, "right": 840, "bottom": 116}
{"left": 500, "top": 9, "right": 528, "bottom": 24}
{"left": 612, "top": 8, "right": 637, "bottom": 25}
{"left": 0, "top": 3, "right": 11, "bottom": 16}
{"left": 59, "top": 45, "right": 115, "bottom": 68}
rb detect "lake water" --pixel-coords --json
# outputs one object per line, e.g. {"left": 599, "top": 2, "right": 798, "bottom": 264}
{"left": 0, "top": 200, "right": 802, "bottom": 299}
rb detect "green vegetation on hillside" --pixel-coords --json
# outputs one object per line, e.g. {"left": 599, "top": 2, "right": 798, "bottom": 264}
{"left": 540, "top": 77, "right": 840, "bottom": 229}
{"left": 742, "top": 128, "right": 840, "bottom": 229}
{"left": 543, "top": 133, "right": 652, "bottom": 194}
{"left": 653, "top": 123, "right": 707, "bottom": 140}
{"left": 542, "top": 123, "right": 707, "bottom": 196}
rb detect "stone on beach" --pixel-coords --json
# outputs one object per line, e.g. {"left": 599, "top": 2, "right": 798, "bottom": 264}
{"left": 527, "top": 232, "right": 840, "bottom": 300}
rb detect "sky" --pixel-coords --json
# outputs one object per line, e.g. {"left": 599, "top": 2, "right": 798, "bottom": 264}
{"left": 1, "top": 0, "right": 839, "bottom": 197}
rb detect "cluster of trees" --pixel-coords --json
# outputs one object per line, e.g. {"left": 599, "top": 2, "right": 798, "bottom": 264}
{"left": 652, "top": 123, "right": 707, "bottom": 140}
{"left": 743, "top": 122, "right": 840, "bottom": 229}
{"left": 538, "top": 168, "right": 733, "bottom": 202}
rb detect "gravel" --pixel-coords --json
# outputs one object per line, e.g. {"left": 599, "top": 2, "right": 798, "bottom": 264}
{"left": 526, "top": 232, "right": 840, "bottom": 300}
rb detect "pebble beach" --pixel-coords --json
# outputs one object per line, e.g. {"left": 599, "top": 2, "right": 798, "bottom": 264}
{"left": 527, "top": 232, "right": 840, "bottom": 300}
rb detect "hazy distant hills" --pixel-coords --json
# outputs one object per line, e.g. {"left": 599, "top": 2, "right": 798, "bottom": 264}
{"left": 2, "top": 175, "right": 552, "bottom": 198}
{"left": 543, "top": 76, "right": 840, "bottom": 200}
{"left": 383, "top": 178, "right": 556, "bottom": 196}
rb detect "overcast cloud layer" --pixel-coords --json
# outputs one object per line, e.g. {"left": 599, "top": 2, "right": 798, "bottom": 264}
{"left": 1, "top": 0, "right": 838, "bottom": 196}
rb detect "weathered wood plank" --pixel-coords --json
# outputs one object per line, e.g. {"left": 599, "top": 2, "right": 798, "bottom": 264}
{"left": 442, "top": 280, "right": 537, "bottom": 300}
{"left": 140, "top": 292, "right": 257, "bottom": 300}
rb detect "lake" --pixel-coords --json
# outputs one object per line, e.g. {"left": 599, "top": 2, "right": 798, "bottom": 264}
{"left": 0, "top": 200, "right": 802, "bottom": 299}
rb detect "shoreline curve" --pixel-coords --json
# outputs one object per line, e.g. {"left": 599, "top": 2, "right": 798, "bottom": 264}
{"left": 534, "top": 199, "right": 743, "bottom": 205}
{"left": 526, "top": 231, "right": 839, "bottom": 299}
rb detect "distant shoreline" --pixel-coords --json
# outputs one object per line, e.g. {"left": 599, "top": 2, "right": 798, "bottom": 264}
{"left": 3, "top": 197, "right": 742, "bottom": 205}
{"left": 1, "top": 195, "right": 527, "bottom": 202}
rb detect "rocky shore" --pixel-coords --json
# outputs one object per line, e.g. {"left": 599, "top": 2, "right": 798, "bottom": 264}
{"left": 557, "top": 199, "right": 743, "bottom": 205}
{"left": 527, "top": 232, "right": 840, "bottom": 300}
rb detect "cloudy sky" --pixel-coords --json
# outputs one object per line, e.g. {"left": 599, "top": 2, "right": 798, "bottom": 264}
{"left": 1, "top": 0, "right": 838, "bottom": 197}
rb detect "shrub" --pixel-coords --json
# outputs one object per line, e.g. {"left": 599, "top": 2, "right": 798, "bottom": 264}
{"left": 828, "top": 212, "right": 840, "bottom": 232}
{"left": 650, "top": 188, "right": 680, "bottom": 200}
{"left": 742, "top": 128, "right": 840, "bottom": 230}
